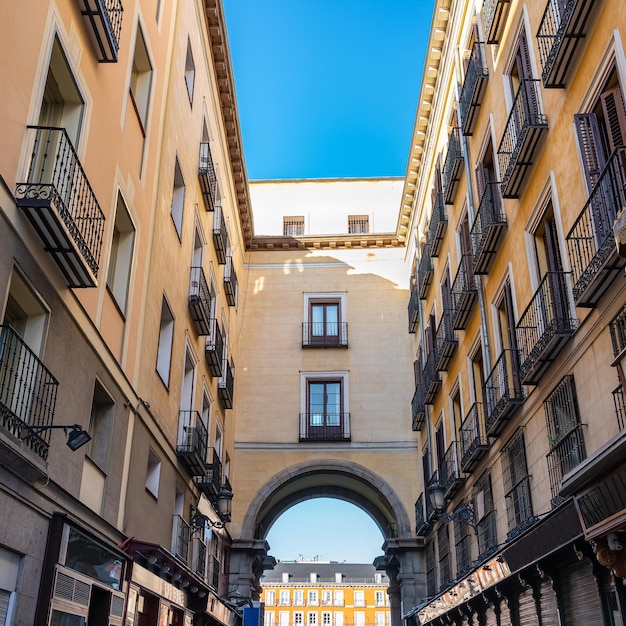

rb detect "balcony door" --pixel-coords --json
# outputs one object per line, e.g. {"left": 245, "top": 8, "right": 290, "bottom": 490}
{"left": 308, "top": 380, "right": 342, "bottom": 436}
{"left": 310, "top": 300, "right": 340, "bottom": 346}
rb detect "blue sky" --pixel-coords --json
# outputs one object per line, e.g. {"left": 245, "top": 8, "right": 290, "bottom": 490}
{"left": 222, "top": 0, "right": 435, "bottom": 180}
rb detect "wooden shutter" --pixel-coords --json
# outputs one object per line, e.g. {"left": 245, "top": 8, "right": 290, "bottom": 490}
{"left": 475, "top": 162, "right": 489, "bottom": 204}
{"left": 601, "top": 85, "right": 626, "bottom": 152}
{"left": 516, "top": 29, "right": 539, "bottom": 119}
{"left": 561, "top": 560, "right": 604, "bottom": 626}
{"left": 413, "top": 357, "right": 423, "bottom": 386}
{"left": 574, "top": 113, "right": 606, "bottom": 191}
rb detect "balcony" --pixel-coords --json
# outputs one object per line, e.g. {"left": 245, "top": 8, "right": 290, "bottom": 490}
{"left": 408, "top": 285, "right": 420, "bottom": 334}
{"left": 205, "top": 318, "right": 224, "bottom": 378}
{"left": 471, "top": 182, "right": 507, "bottom": 274}
{"left": 189, "top": 267, "right": 212, "bottom": 336}
{"left": 460, "top": 42, "right": 489, "bottom": 135}
{"left": 423, "top": 351, "right": 441, "bottom": 405}
{"left": 299, "top": 412, "right": 351, "bottom": 441}
{"left": 418, "top": 244, "right": 434, "bottom": 299}
{"left": 197, "top": 448, "right": 222, "bottom": 500}
{"left": 613, "top": 385, "right": 626, "bottom": 431}
{"left": 459, "top": 402, "right": 490, "bottom": 474}
{"left": 172, "top": 515, "right": 191, "bottom": 564}
{"left": 484, "top": 349, "right": 524, "bottom": 437}
{"left": 537, "top": 0, "right": 601, "bottom": 88}
{"left": 547, "top": 423, "right": 586, "bottom": 508}
{"left": 415, "top": 492, "right": 436, "bottom": 536}
{"left": 193, "top": 537, "right": 207, "bottom": 579}
{"left": 451, "top": 254, "right": 478, "bottom": 330}
{"left": 484, "top": 0, "right": 511, "bottom": 44}
{"left": 442, "top": 128, "right": 464, "bottom": 205}
{"left": 440, "top": 441, "right": 464, "bottom": 500}
{"left": 516, "top": 271, "right": 577, "bottom": 385}
{"left": 224, "top": 254, "right": 238, "bottom": 307}
{"left": 434, "top": 310, "right": 457, "bottom": 372}
{"left": 177, "top": 411, "right": 209, "bottom": 477}
{"left": 565, "top": 147, "right": 626, "bottom": 308}
{"left": 302, "top": 322, "right": 348, "bottom": 348}
{"left": 0, "top": 325, "right": 58, "bottom": 463}
{"left": 213, "top": 205, "right": 229, "bottom": 265}
{"left": 15, "top": 126, "right": 105, "bottom": 288}
{"left": 497, "top": 80, "right": 548, "bottom": 199}
{"left": 218, "top": 359, "right": 234, "bottom": 409}
{"left": 428, "top": 192, "right": 448, "bottom": 257}
{"left": 78, "top": 0, "right": 123, "bottom": 63}
{"left": 411, "top": 383, "right": 425, "bottom": 431}
{"left": 199, "top": 141, "right": 219, "bottom": 211}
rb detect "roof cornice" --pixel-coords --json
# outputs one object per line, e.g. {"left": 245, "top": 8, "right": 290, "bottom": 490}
{"left": 250, "top": 234, "right": 402, "bottom": 252}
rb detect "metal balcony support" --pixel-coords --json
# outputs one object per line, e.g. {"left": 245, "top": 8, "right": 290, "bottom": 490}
{"left": 15, "top": 126, "right": 105, "bottom": 288}
{"left": 497, "top": 80, "right": 548, "bottom": 199}
{"left": 189, "top": 267, "right": 213, "bottom": 336}
{"left": 78, "top": 0, "right": 123, "bottom": 63}
{"left": 429, "top": 192, "right": 448, "bottom": 257}
{"left": 442, "top": 128, "right": 464, "bottom": 205}
{"left": 199, "top": 141, "right": 219, "bottom": 211}
{"left": 566, "top": 147, "right": 626, "bottom": 307}
{"left": 451, "top": 254, "right": 478, "bottom": 330}
{"left": 484, "top": 349, "right": 524, "bottom": 437}
{"left": 460, "top": 42, "right": 489, "bottom": 135}
{"left": 177, "top": 410, "right": 209, "bottom": 477}
{"left": 435, "top": 310, "right": 458, "bottom": 372}
{"left": 471, "top": 182, "right": 507, "bottom": 274}
{"left": 516, "top": 271, "right": 577, "bottom": 385}
{"left": 459, "top": 402, "right": 490, "bottom": 474}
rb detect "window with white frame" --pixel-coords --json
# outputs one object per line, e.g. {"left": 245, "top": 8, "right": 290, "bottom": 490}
{"left": 294, "top": 613, "right": 304, "bottom": 626}
{"left": 334, "top": 613, "right": 343, "bottom": 626}
{"left": 307, "top": 613, "right": 317, "bottom": 626}
{"left": 265, "top": 612, "right": 275, "bottom": 626}
{"left": 279, "top": 590, "right": 290, "bottom": 606}
{"left": 375, "top": 613, "right": 386, "bottom": 626}
{"left": 300, "top": 372, "right": 349, "bottom": 441}
{"left": 145, "top": 448, "right": 161, "bottom": 498}
{"left": 303, "top": 293, "right": 347, "bottom": 347}
{"left": 283, "top": 216, "right": 304, "bottom": 236}
{"left": 321, "top": 590, "right": 332, "bottom": 606}
{"left": 265, "top": 590, "right": 276, "bottom": 606}
{"left": 279, "top": 612, "right": 289, "bottom": 626}
{"left": 322, "top": 612, "right": 331, "bottom": 626}
{"left": 353, "top": 591, "right": 365, "bottom": 608}
{"left": 374, "top": 591, "right": 385, "bottom": 607}
{"left": 307, "top": 590, "right": 318, "bottom": 606}
{"left": 333, "top": 590, "right": 344, "bottom": 607}
{"left": 348, "top": 214, "right": 369, "bottom": 234}
{"left": 294, "top": 590, "right": 304, "bottom": 606}
{"left": 107, "top": 193, "right": 135, "bottom": 314}
{"left": 130, "top": 25, "right": 153, "bottom": 131}
{"left": 156, "top": 297, "right": 174, "bottom": 386}
{"left": 354, "top": 612, "right": 365, "bottom": 626}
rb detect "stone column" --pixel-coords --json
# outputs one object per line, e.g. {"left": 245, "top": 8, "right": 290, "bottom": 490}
{"left": 229, "top": 538, "right": 276, "bottom": 600}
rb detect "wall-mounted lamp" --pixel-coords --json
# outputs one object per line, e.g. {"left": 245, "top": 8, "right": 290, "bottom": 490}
{"left": 192, "top": 485, "right": 233, "bottom": 531}
{"left": 21, "top": 423, "right": 91, "bottom": 451}
{"left": 427, "top": 481, "right": 478, "bottom": 535}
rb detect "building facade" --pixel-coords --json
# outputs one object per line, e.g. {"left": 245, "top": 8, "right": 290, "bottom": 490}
{"left": 260, "top": 563, "right": 391, "bottom": 626}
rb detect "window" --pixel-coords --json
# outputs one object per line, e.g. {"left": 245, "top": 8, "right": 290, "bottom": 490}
{"left": 265, "top": 613, "right": 275, "bottom": 626}
{"left": 354, "top": 591, "right": 365, "bottom": 608}
{"left": 130, "top": 26, "right": 153, "bottom": 131}
{"left": 300, "top": 373, "right": 349, "bottom": 441}
{"left": 284, "top": 216, "right": 304, "bottom": 236}
{"left": 307, "top": 613, "right": 317, "bottom": 626}
{"left": 184, "top": 39, "right": 195, "bottom": 104}
{"left": 334, "top": 613, "right": 343, "bottom": 626}
{"left": 145, "top": 448, "right": 161, "bottom": 498}
{"left": 171, "top": 157, "right": 185, "bottom": 237}
{"left": 279, "top": 612, "right": 289, "bottom": 626}
{"left": 265, "top": 591, "right": 276, "bottom": 606}
{"left": 307, "top": 590, "right": 318, "bottom": 605}
{"left": 333, "top": 590, "right": 343, "bottom": 606}
{"left": 375, "top": 613, "right": 386, "bottom": 626}
{"left": 348, "top": 215, "right": 369, "bottom": 234}
{"left": 426, "top": 540, "right": 436, "bottom": 597}
{"left": 501, "top": 429, "right": 533, "bottom": 535}
{"left": 544, "top": 375, "right": 586, "bottom": 507}
{"left": 279, "top": 590, "right": 290, "bottom": 606}
{"left": 107, "top": 193, "right": 135, "bottom": 313}
{"left": 354, "top": 613, "right": 365, "bottom": 626}
{"left": 294, "top": 613, "right": 304, "bottom": 626}
{"left": 375, "top": 591, "right": 385, "bottom": 607}
{"left": 453, "top": 503, "right": 471, "bottom": 575}
{"left": 294, "top": 590, "right": 304, "bottom": 606}
{"left": 86, "top": 381, "right": 114, "bottom": 471}
{"left": 321, "top": 591, "right": 332, "bottom": 606}
{"left": 156, "top": 297, "right": 174, "bottom": 386}
{"left": 437, "top": 524, "right": 451, "bottom": 588}
{"left": 0, "top": 547, "right": 19, "bottom": 626}
{"left": 322, "top": 613, "right": 331, "bottom": 626}
{"left": 303, "top": 293, "right": 347, "bottom": 347}
{"left": 473, "top": 471, "right": 496, "bottom": 556}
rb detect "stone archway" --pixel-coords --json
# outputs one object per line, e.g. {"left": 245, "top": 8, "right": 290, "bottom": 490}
{"left": 229, "top": 460, "right": 425, "bottom": 626}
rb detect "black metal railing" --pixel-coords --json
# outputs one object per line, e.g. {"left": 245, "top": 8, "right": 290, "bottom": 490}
{"left": 213, "top": 205, "right": 229, "bottom": 265}
{"left": 199, "top": 141, "right": 219, "bottom": 211}
{"left": 15, "top": 126, "right": 106, "bottom": 287}
{"left": 189, "top": 267, "right": 213, "bottom": 336}
{"left": 470, "top": 182, "right": 507, "bottom": 274}
{"left": 408, "top": 285, "right": 420, "bottom": 334}
{"left": 516, "top": 271, "right": 577, "bottom": 384}
{"left": 299, "top": 413, "right": 351, "bottom": 441}
{"left": 429, "top": 192, "right": 448, "bottom": 257}
{"left": 459, "top": 402, "right": 489, "bottom": 473}
{"left": 418, "top": 244, "right": 434, "bottom": 299}
{"left": 411, "top": 383, "right": 425, "bottom": 431}
{"left": 442, "top": 128, "right": 464, "bottom": 204}
{"left": 477, "top": 510, "right": 498, "bottom": 557}
{"left": 172, "top": 515, "right": 191, "bottom": 563}
{"left": 536, "top": 0, "right": 598, "bottom": 88}
{"left": 218, "top": 359, "right": 234, "bottom": 409}
{"left": 205, "top": 318, "right": 224, "bottom": 378}
{"left": 566, "top": 147, "right": 626, "bottom": 307}
{"left": 460, "top": 42, "right": 489, "bottom": 135}
{"left": 302, "top": 323, "right": 349, "bottom": 348}
{"left": 0, "top": 326, "right": 58, "bottom": 461}
{"left": 451, "top": 254, "right": 477, "bottom": 330}
{"left": 610, "top": 304, "right": 626, "bottom": 358}
{"left": 484, "top": 0, "right": 511, "bottom": 44}
{"left": 547, "top": 423, "right": 586, "bottom": 507}
{"left": 613, "top": 385, "right": 626, "bottom": 431}
{"left": 423, "top": 351, "right": 441, "bottom": 405}
{"left": 435, "top": 310, "right": 457, "bottom": 371}
{"left": 197, "top": 448, "right": 223, "bottom": 500}
{"left": 497, "top": 80, "right": 548, "bottom": 198}
{"left": 209, "top": 555, "right": 220, "bottom": 590}
{"left": 193, "top": 537, "right": 207, "bottom": 579}
{"left": 484, "top": 348, "right": 524, "bottom": 437}
{"left": 224, "top": 254, "right": 238, "bottom": 307}
{"left": 177, "top": 410, "right": 209, "bottom": 477}
{"left": 440, "top": 441, "right": 464, "bottom": 499}
{"left": 79, "top": 0, "right": 124, "bottom": 62}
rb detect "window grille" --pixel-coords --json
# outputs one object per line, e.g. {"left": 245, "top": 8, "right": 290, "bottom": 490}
{"left": 283, "top": 216, "right": 304, "bottom": 236}
{"left": 348, "top": 215, "right": 369, "bottom": 234}
{"left": 501, "top": 429, "right": 533, "bottom": 537}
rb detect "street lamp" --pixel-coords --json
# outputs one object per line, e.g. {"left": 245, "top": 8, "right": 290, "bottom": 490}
{"left": 21, "top": 424, "right": 91, "bottom": 451}
{"left": 191, "top": 485, "right": 233, "bottom": 531}
{"left": 427, "top": 481, "right": 478, "bottom": 535}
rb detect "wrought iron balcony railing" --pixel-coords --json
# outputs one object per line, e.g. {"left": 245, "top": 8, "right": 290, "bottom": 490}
{"left": 536, "top": 0, "right": 600, "bottom": 88}
{"left": 302, "top": 322, "right": 348, "bottom": 348}
{"left": 197, "top": 447, "right": 223, "bottom": 500}
{"left": 440, "top": 441, "right": 464, "bottom": 500}
{"left": 566, "top": 147, "right": 626, "bottom": 307}
{"left": 78, "top": 0, "right": 123, "bottom": 62}
{"left": 613, "top": 385, "right": 626, "bottom": 431}
{"left": 451, "top": 254, "right": 477, "bottom": 330}
{"left": 423, "top": 351, "right": 441, "bottom": 405}
{"left": 209, "top": 555, "right": 220, "bottom": 590}
{"left": 411, "top": 383, "right": 425, "bottom": 431}
{"left": 476, "top": 510, "right": 498, "bottom": 557}
{"left": 408, "top": 285, "right": 420, "bottom": 334}
{"left": 415, "top": 492, "right": 434, "bottom": 536}
{"left": 547, "top": 423, "right": 586, "bottom": 508}
{"left": 442, "top": 128, "right": 464, "bottom": 205}
{"left": 429, "top": 192, "right": 448, "bottom": 257}
{"left": 15, "top": 126, "right": 106, "bottom": 288}
{"left": 224, "top": 254, "right": 238, "bottom": 307}
{"left": 459, "top": 402, "right": 490, "bottom": 474}
{"left": 199, "top": 141, "right": 219, "bottom": 211}
{"left": 470, "top": 182, "right": 507, "bottom": 274}
{"left": 484, "top": 0, "right": 511, "bottom": 44}
{"left": 205, "top": 318, "right": 224, "bottom": 378}
{"left": 610, "top": 304, "right": 626, "bottom": 358}
{"left": 0, "top": 325, "right": 58, "bottom": 462}
{"left": 299, "top": 413, "right": 351, "bottom": 441}
{"left": 497, "top": 80, "right": 548, "bottom": 199}
{"left": 516, "top": 271, "right": 577, "bottom": 385}
{"left": 418, "top": 244, "right": 434, "bottom": 299}
{"left": 218, "top": 359, "right": 234, "bottom": 409}
{"left": 193, "top": 537, "right": 207, "bottom": 579}
{"left": 177, "top": 410, "right": 209, "bottom": 477}
{"left": 435, "top": 310, "right": 458, "bottom": 372}
{"left": 189, "top": 267, "right": 213, "bottom": 336}
{"left": 172, "top": 514, "right": 191, "bottom": 564}
{"left": 484, "top": 348, "right": 524, "bottom": 437}
{"left": 213, "top": 204, "right": 229, "bottom": 265}
{"left": 460, "top": 42, "right": 489, "bottom": 135}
